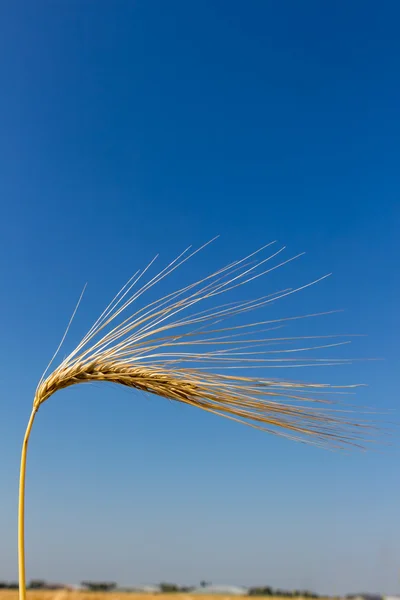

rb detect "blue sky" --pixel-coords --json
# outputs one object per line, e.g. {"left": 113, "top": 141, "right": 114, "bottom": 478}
{"left": 0, "top": 0, "right": 399, "bottom": 595}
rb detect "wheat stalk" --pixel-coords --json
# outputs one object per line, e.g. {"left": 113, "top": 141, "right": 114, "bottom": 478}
{"left": 18, "top": 240, "right": 372, "bottom": 600}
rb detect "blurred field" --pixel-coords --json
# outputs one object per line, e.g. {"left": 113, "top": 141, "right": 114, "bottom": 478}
{"left": 0, "top": 592, "right": 336, "bottom": 600}
{"left": 0, "top": 593, "right": 270, "bottom": 600}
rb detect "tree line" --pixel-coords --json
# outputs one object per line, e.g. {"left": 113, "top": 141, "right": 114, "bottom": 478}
{"left": 0, "top": 580, "right": 321, "bottom": 596}
{"left": 0, "top": 580, "right": 64, "bottom": 590}
{"left": 248, "top": 588, "right": 319, "bottom": 597}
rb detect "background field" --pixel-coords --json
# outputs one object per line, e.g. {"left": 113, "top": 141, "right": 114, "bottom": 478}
{"left": 0, "top": 592, "right": 339, "bottom": 600}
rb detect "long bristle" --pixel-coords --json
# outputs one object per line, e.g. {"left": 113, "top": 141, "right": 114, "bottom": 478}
{"left": 34, "top": 241, "right": 373, "bottom": 449}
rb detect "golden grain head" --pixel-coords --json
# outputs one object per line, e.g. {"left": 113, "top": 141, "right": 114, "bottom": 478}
{"left": 33, "top": 239, "right": 373, "bottom": 449}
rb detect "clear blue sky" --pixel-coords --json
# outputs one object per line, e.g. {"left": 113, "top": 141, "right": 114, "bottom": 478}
{"left": 0, "top": 0, "right": 399, "bottom": 595}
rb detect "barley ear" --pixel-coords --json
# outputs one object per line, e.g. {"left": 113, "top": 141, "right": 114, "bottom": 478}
{"left": 18, "top": 242, "right": 373, "bottom": 600}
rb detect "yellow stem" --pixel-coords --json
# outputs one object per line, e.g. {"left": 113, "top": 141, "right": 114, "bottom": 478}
{"left": 18, "top": 408, "right": 37, "bottom": 600}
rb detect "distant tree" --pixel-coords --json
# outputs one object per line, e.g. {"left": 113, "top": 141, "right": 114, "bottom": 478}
{"left": 159, "top": 583, "right": 179, "bottom": 593}
{"left": 81, "top": 581, "right": 117, "bottom": 592}
{"left": 7, "top": 583, "right": 19, "bottom": 589}
{"left": 248, "top": 586, "right": 273, "bottom": 596}
{"left": 29, "top": 580, "right": 47, "bottom": 589}
{"left": 200, "top": 581, "right": 211, "bottom": 588}
{"left": 0, "top": 583, "right": 7, "bottom": 589}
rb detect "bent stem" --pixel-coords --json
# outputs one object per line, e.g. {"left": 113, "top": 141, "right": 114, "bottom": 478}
{"left": 18, "top": 408, "right": 37, "bottom": 600}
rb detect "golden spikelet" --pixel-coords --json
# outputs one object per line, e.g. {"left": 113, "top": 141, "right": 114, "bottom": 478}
{"left": 18, "top": 240, "right": 373, "bottom": 600}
